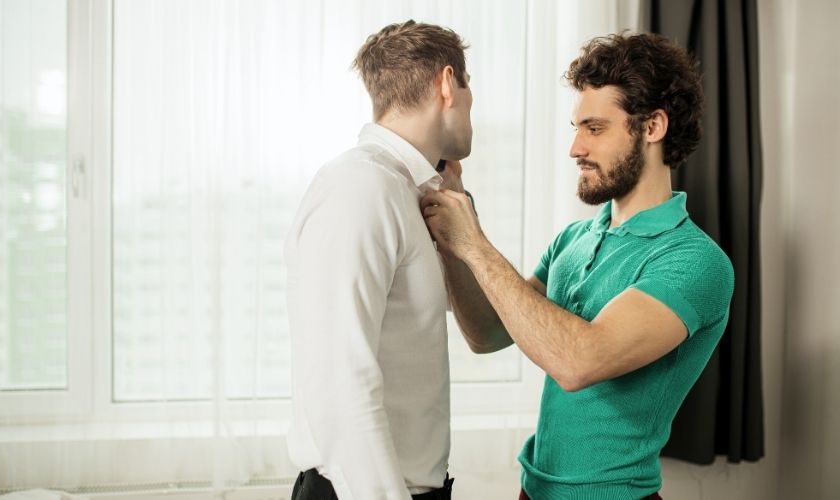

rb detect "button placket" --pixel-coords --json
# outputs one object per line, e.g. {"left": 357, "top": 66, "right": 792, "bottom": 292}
{"left": 584, "top": 230, "right": 606, "bottom": 271}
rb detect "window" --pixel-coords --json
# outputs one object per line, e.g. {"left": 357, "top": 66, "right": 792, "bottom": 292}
{"left": 0, "top": 0, "right": 558, "bottom": 425}
{"left": 1, "top": 0, "right": 635, "bottom": 491}
{"left": 0, "top": 0, "right": 68, "bottom": 391}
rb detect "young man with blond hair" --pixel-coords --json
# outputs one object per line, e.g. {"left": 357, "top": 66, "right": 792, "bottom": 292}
{"left": 285, "top": 20, "right": 472, "bottom": 500}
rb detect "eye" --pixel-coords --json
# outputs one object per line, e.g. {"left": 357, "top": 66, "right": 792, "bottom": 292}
{"left": 588, "top": 127, "right": 602, "bottom": 135}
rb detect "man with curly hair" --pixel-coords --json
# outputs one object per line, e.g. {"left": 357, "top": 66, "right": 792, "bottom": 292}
{"left": 285, "top": 20, "right": 471, "bottom": 500}
{"left": 421, "top": 32, "right": 734, "bottom": 499}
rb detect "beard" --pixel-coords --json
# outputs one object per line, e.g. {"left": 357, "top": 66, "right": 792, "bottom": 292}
{"left": 577, "top": 133, "right": 645, "bottom": 206}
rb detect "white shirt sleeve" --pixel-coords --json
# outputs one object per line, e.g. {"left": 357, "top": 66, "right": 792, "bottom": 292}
{"left": 287, "top": 163, "right": 412, "bottom": 500}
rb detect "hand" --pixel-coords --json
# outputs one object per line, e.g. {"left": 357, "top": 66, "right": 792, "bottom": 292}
{"left": 421, "top": 189, "right": 485, "bottom": 261}
{"left": 438, "top": 160, "right": 465, "bottom": 193}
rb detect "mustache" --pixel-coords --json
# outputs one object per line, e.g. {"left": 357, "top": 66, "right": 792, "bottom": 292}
{"left": 577, "top": 159, "right": 600, "bottom": 169}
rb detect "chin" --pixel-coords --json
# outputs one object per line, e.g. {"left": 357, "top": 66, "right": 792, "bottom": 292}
{"left": 460, "top": 140, "right": 472, "bottom": 158}
{"left": 446, "top": 147, "right": 470, "bottom": 161}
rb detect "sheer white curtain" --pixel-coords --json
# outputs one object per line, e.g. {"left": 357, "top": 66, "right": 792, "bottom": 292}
{"left": 110, "top": 0, "right": 530, "bottom": 407}
{"left": 111, "top": 0, "right": 529, "bottom": 487}
{"left": 0, "top": 0, "right": 638, "bottom": 496}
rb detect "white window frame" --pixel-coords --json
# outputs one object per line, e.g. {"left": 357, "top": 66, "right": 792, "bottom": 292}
{"left": 0, "top": 0, "right": 95, "bottom": 421}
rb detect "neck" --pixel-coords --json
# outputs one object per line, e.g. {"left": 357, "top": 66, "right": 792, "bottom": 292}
{"left": 610, "top": 161, "right": 673, "bottom": 228}
{"left": 376, "top": 107, "right": 441, "bottom": 167}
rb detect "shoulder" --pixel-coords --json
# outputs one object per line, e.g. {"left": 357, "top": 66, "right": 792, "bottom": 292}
{"left": 292, "top": 147, "right": 415, "bottom": 243}
{"left": 316, "top": 146, "right": 410, "bottom": 195}
{"left": 301, "top": 147, "right": 418, "bottom": 220}
{"left": 676, "top": 220, "right": 732, "bottom": 267}
{"left": 554, "top": 218, "right": 595, "bottom": 244}
{"left": 656, "top": 221, "right": 735, "bottom": 291}
{"left": 566, "top": 218, "right": 595, "bottom": 236}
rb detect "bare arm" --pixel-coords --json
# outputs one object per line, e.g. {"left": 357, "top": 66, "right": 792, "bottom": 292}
{"left": 441, "top": 252, "right": 507, "bottom": 352}
{"left": 434, "top": 161, "right": 540, "bottom": 353}
{"left": 442, "top": 253, "right": 548, "bottom": 353}
{"left": 422, "top": 190, "right": 687, "bottom": 391}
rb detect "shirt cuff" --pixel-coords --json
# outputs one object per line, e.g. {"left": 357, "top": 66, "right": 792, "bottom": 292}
{"left": 631, "top": 280, "right": 701, "bottom": 336}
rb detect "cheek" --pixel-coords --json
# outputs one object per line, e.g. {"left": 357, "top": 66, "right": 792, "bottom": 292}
{"left": 599, "top": 137, "right": 630, "bottom": 165}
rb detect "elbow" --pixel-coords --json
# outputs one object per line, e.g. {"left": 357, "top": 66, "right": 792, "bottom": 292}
{"left": 467, "top": 341, "right": 491, "bottom": 354}
{"left": 553, "top": 376, "right": 587, "bottom": 393}
{"left": 545, "top": 331, "right": 602, "bottom": 392}
{"left": 557, "top": 380, "right": 591, "bottom": 392}
{"left": 466, "top": 337, "right": 508, "bottom": 354}
{"left": 549, "top": 368, "right": 593, "bottom": 393}
{"left": 464, "top": 328, "right": 513, "bottom": 354}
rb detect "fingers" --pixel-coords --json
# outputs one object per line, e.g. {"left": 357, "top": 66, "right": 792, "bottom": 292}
{"left": 422, "top": 203, "right": 439, "bottom": 219}
{"left": 422, "top": 191, "right": 471, "bottom": 218}
{"left": 438, "top": 189, "right": 470, "bottom": 207}
{"left": 420, "top": 191, "right": 444, "bottom": 210}
{"left": 422, "top": 189, "right": 457, "bottom": 207}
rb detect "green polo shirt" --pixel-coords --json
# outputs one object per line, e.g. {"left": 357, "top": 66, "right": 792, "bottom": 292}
{"left": 519, "top": 192, "right": 734, "bottom": 499}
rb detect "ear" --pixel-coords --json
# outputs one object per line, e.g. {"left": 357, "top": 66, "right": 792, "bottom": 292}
{"left": 645, "top": 109, "right": 668, "bottom": 144}
{"left": 438, "top": 65, "right": 456, "bottom": 108}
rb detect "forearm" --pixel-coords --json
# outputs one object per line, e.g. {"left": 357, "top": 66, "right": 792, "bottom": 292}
{"left": 440, "top": 251, "right": 513, "bottom": 353}
{"left": 462, "top": 240, "right": 596, "bottom": 390}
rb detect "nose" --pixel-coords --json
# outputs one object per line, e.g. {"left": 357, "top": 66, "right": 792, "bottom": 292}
{"left": 569, "top": 131, "right": 587, "bottom": 159}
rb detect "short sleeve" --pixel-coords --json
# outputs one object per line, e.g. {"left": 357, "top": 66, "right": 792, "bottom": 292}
{"left": 631, "top": 238, "right": 735, "bottom": 337}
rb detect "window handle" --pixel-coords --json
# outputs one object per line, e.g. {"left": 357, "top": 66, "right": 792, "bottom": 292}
{"left": 71, "top": 155, "right": 86, "bottom": 198}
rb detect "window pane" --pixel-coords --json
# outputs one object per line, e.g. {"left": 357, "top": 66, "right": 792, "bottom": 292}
{"left": 0, "top": 0, "right": 68, "bottom": 391}
{"left": 111, "top": 0, "right": 524, "bottom": 401}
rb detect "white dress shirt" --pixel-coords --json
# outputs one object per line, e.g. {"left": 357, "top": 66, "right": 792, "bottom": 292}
{"left": 284, "top": 123, "right": 450, "bottom": 500}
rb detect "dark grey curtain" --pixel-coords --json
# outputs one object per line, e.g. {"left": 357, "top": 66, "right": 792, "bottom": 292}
{"left": 640, "top": 0, "right": 764, "bottom": 463}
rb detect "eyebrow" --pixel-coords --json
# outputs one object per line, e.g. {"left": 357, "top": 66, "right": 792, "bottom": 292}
{"left": 572, "top": 117, "right": 610, "bottom": 127}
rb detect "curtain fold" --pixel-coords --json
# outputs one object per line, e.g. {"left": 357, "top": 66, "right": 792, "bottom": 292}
{"left": 641, "top": 0, "right": 764, "bottom": 464}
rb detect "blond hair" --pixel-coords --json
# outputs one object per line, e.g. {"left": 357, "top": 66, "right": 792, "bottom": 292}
{"left": 352, "top": 20, "right": 468, "bottom": 120}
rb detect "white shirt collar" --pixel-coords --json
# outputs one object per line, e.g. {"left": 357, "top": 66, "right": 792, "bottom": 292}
{"left": 358, "top": 123, "right": 442, "bottom": 192}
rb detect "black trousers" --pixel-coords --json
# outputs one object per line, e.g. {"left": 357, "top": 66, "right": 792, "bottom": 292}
{"left": 291, "top": 468, "right": 454, "bottom": 500}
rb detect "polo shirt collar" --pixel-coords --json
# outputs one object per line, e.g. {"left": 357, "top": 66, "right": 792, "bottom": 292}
{"left": 591, "top": 191, "right": 689, "bottom": 237}
{"left": 358, "top": 123, "right": 442, "bottom": 191}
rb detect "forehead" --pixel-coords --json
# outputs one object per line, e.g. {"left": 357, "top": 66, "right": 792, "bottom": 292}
{"left": 572, "top": 85, "right": 627, "bottom": 124}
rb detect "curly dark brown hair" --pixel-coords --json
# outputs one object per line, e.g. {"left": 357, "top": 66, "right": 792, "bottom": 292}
{"left": 565, "top": 32, "right": 704, "bottom": 169}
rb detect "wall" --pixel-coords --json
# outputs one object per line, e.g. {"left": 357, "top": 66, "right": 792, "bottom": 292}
{"left": 775, "top": 0, "right": 840, "bottom": 497}
{"left": 661, "top": 0, "right": 840, "bottom": 498}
